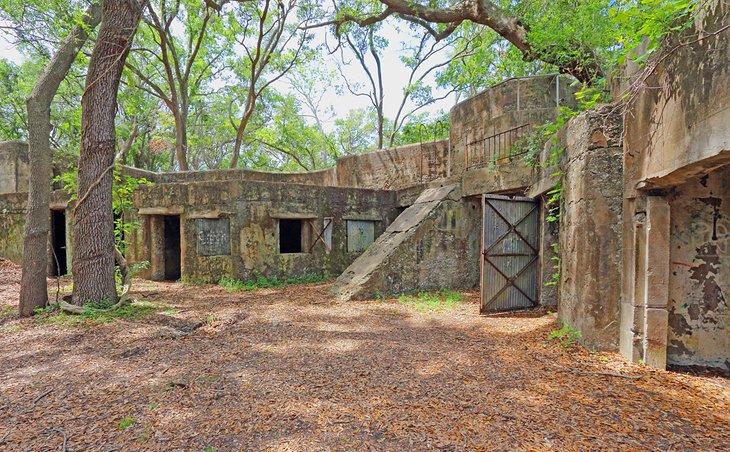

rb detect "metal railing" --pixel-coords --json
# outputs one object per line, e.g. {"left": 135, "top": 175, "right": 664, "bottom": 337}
{"left": 465, "top": 123, "right": 532, "bottom": 169}
{"left": 417, "top": 120, "right": 449, "bottom": 183}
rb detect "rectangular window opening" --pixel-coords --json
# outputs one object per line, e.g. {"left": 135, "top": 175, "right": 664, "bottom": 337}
{"left": 279, "top": 219, "right": 303, "bottom": 253}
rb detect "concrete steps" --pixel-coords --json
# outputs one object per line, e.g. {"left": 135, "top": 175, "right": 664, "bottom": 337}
{"left": 330, "top": 184, "right": 480, "bottom": 301}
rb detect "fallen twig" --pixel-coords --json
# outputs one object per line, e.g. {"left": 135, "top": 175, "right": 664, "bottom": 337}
{"left": 54, "top": 427, "right": 67, "bottom": 452}
{"left": 34, "top": 389, "right": 54, "bottom": 404}
{"left": 19, "top": 388, "right": 54, "bottom": 413}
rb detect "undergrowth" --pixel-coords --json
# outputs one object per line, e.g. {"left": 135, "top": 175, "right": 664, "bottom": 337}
{"left": 33, "top": 300, "right": 172, "bottom": 327}
{"left": 548, "top": 323, "right": 582, "bottom": 349}
{"left": 398, "top": 290, "right": 465, "bottom": 312}
{"left": 0, "top": 304, "right": 17, "bottom": 320}
{"left": 219, "top": 274, "right": 327, "bottom": 292}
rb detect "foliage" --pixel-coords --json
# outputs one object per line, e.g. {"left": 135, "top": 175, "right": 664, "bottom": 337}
{"left": 117, "top": 417, "right": 136, "bottom": 430}
{"left": 55, "top": 166, "right": 151, "bottom": 253}
{"left": 398, "top": 289, "right": 465, "bottom": 312}
{"left": 218, "top": 274, "right": 328, "bottom": 292}
{"left": 610, "top": 0, "right": 703, "bottom": 66}
{"left": 545, "top": 242, "right": 561, "bottom": 287}
{"left": 548, "top": 323, "right": 582, "bottom": 349}
{"left": 33, "top": 300, "right": 171, "bottom": 327}
{"left": 0, "top": 304, "right": 17, "bottom": 320}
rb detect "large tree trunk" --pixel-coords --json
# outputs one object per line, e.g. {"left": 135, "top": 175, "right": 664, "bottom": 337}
{"left": 18, "top": 3, "right": 102, "bottom": 317}
{"left": 72, "top": 0, "right": 142, "bottom": 306}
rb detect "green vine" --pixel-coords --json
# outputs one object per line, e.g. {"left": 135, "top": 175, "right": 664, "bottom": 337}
{"left": 55, "top": 166, "right": 151, "bottom": 255}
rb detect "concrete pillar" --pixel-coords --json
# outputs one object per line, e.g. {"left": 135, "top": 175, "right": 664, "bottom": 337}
{"left": 149, "top": 215, "right": 165, "bottom": 280}
{"left": 642, "top": 195, "right": 671, "bottom": 368}
{"left": 620, "top": 198, "right": 642, "bottom": 361}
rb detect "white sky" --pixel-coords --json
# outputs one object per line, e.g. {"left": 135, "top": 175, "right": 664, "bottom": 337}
{"left": 0, "top": 17, "right": 458, "bottom": 133}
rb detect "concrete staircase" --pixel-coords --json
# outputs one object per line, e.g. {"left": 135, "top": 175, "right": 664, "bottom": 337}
{"left": 330, "top": 184, "right": 480, "bottom": 301}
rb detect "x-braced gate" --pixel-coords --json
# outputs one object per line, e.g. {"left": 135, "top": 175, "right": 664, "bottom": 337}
{"left": 481, "top": 194, "right": 540, "bottom": 313}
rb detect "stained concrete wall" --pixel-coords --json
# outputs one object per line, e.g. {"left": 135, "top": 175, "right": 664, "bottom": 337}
{"left": 330, "top": 185, "right": 481, "bottom": 300}
{"left": 335, "top": 140, "right": 450, "bottom": 190}
{"left": 450, "top": 74, "right": 577, "bottom": 175}
{"left": 0, "top": 193, "right": 27, "bottom": 264}
{"left": 666, "top": 166, "right": 729, "bottom": 369}
{"left": 0, "top": 141, "right": 29, "bottom": 194}
{"left": 620, "top": 2, "right": 730, "bottom": 370}
{"left": 559, "top": 107, "right": 624, "bottom": 350}
{"left": 127, "top": 179, "right": 400, "bottom": 283}
{"left": 125, "top": 140, "right": 449, "bottom": 192}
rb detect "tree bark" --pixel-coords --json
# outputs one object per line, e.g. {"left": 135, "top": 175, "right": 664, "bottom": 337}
{"left": 18, "top": 3, "right": 102, "bottom": 317}
{"left": 72, "top": 0, "right": 142, "bottom": 306}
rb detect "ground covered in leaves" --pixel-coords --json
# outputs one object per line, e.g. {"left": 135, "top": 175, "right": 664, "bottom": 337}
{"left": 0, "top": 259, "right": 729, "bottom": 450}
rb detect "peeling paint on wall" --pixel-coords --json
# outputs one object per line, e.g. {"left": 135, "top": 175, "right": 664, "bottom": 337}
{"left": 668, "top": 167, "right": 730, "bottom": 369}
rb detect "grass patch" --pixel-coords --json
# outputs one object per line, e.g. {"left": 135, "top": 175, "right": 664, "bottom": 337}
{"left": 0, "top": 304, "right": 17, "bottom": 320}
{"left": 219, "top": 274, "right": 327, "bottom": 292}
{"left": 34, "top": 300, "right": 172, "bottom": 327}
{"left": 0, "top": 325, "right": 22, "bottom": 334}
{"left": 398, "top": 290, "right": 465, "bottom": 312}
{"left": 117, "top": 417, "right": 135, "bottom": 430}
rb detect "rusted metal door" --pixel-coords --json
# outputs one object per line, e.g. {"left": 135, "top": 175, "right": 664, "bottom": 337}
{"left": 481, "top": 194, "right": 540, "bottom": 313}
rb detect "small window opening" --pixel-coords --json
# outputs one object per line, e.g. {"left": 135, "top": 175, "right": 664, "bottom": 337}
{"left": 279, "top": 219, "right": 303, "bottom": 253}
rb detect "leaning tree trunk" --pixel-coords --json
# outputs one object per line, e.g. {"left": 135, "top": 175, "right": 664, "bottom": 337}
{"left": 72, "top": 0, "right": 142, "bottom": 306}
{"left": 18, "top": 3, "right": 102, "bottom": 317}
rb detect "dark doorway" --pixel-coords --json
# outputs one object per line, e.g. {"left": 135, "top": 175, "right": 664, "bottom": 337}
{"left": 163, "top": 215, "right": 181, "bottom": 280}
{"left": 279, "top": 219, "right": 302, "bottom": 253}
{"left": 50, "top": 209, "right": 67, "bottom": 276}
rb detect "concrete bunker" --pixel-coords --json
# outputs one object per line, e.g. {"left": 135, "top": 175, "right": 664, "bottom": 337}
{"left": 0, "top": 57, "right": 727, "bottom": 373}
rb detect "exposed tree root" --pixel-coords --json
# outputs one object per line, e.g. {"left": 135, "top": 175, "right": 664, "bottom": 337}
{"left": 61, "top": 247, "right": 133, "bottom": 315}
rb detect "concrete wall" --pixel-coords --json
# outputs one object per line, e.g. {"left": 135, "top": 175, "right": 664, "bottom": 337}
{"left": 0, "top": 141, "right": 29, "bottom": 194}
{"left": 666, "top": 166, "right": 729, "bottom": 369}
{"left": 335, "top": 140, "right": 450, "bottom": 190}
{"left": 331, "top": 185, "right": 481, "bottom": 300}
{"left": 127, "top": 179, "right": 400, "bottom": 283}
{"left": 124, "top": 140, "right": 449, "bottom": 192}
{"left": 620, "top": 2, "right": 730, "bottom": 370}
{"left": 559, "top": 107, "right": 624, "bottom": 350}
{"left": 0, "top": 193, "right": 27, "bottom": 264}
{"left": 450, "top": 74, "right": 577, "bottom": 175}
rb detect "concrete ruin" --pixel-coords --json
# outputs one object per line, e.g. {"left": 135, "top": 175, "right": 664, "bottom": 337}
{"left": 0, "top": 5, "right": 728, "bottom": 372}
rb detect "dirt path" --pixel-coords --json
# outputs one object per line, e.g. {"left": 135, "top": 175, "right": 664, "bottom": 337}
{"left": 0, "top": 266, "right": 728, "bottom": 450}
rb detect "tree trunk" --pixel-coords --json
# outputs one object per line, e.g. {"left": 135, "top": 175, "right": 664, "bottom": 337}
{"left": 18, "top": 3, "right": 102, "bottom": 317}
{"left": 230, "top": 96, "right": 256, "bottom": 169}
{"left": 173, "top": 111, "right": 189, "bottom": 171}
{"left": 72, "top": 0, "right": 142, "bottom": 306}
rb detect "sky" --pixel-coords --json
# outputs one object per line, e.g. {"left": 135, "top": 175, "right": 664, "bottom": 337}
{"left": 0, "top": 13, "right": 459, "bottom": 135}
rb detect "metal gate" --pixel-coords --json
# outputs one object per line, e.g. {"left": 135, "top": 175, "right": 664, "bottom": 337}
{"left": 481, "top": 194, "right": 540, "bottom": 313}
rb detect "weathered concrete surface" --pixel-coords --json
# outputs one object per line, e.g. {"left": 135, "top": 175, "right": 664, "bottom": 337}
{"left": 559, "top": 107, "right": 624, "bottom": 350}
{"left": 128, "top": 179, "right": 400, "bottom": 283}
{"left": 0, "top": 193, "right": 27, "bottom": 264}
{"left": 330, "top": 185, "right": 481, "bottom": 300}
{"left": 450, "top": 74, "right": 577, "bottom": 175}
{"left": 335, "top": 140, "right": 449, "bottom": 190}
{"left": 666, "top": 166, "right": 729, "bottom": 369}
{"left": 0, "top": 142, "right": 29, "bottom": 194}
{"left": 461, "top": 158, "right": 535, "bottom": 197}
{"left": 127, "top": 140, "right": 449, "bottom": 192}
{"left": 621, "top": 2, "right": 730, "bottom": 369}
